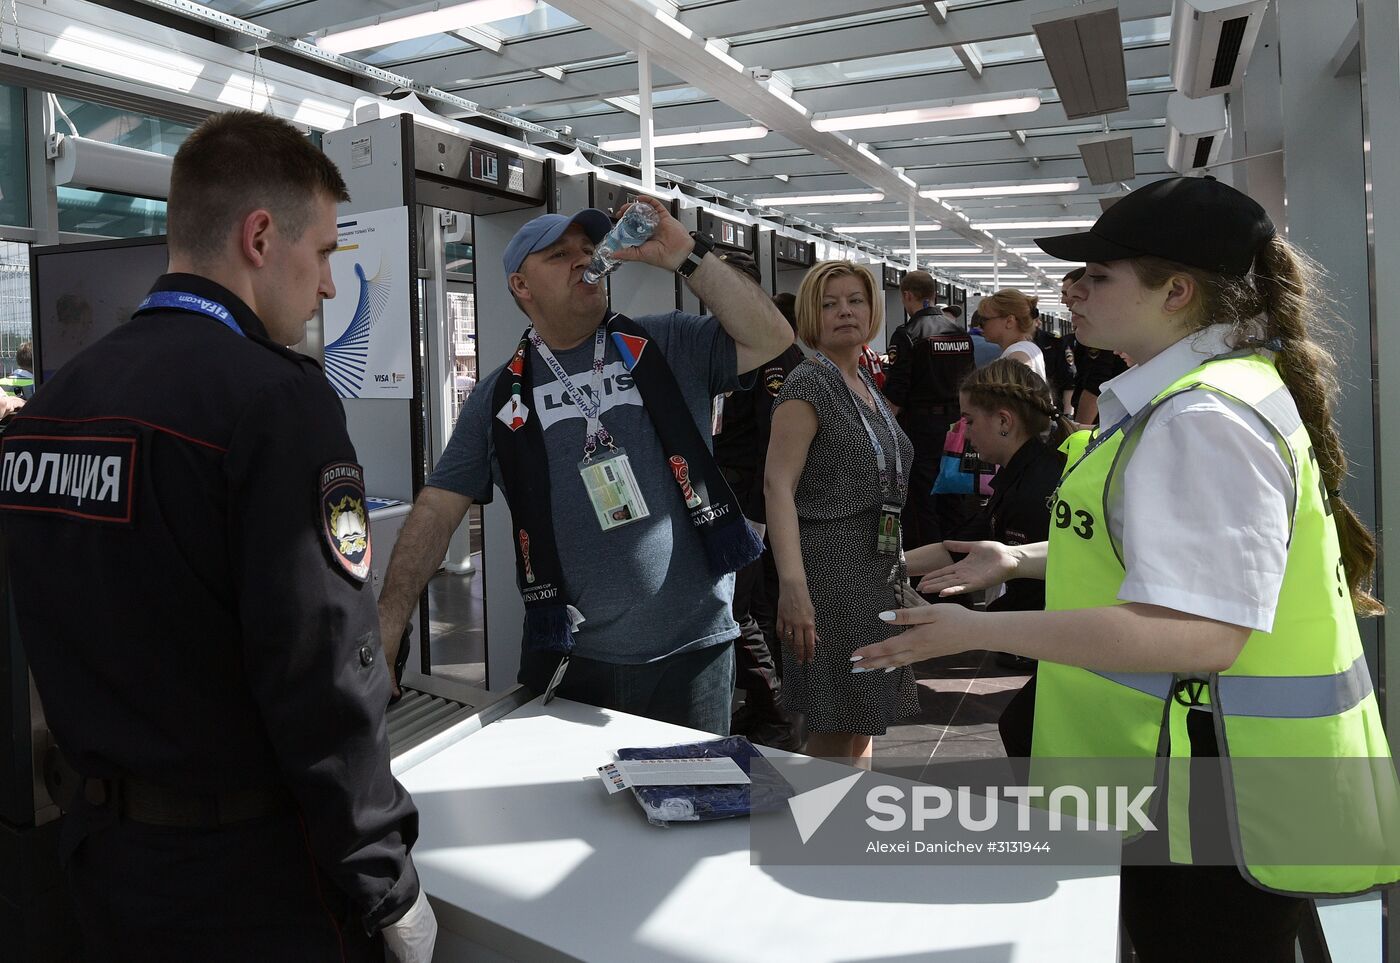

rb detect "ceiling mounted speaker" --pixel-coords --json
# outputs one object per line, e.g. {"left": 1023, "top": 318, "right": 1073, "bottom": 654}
{"left": 1033, "top": 0, "right": 1131, "bottom": 119}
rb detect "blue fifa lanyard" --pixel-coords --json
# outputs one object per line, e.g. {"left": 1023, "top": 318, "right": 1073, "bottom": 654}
{"left": 137, "top": 291, "right": 245, "bottom": 338}
{"left": 815, "top": 352, "right": 905, "bottom": 498}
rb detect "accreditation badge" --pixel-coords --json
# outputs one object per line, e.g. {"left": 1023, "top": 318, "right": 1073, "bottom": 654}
{"left": 578, "top": 448, "right": 650, "bottom": 531}
{"left": 876, "top": 503, "right": 902, "bottom": 557}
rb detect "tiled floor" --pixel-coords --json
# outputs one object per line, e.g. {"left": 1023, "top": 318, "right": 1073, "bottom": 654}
{"left": 423, "top": 559, "right": 1033, "bottom": 766}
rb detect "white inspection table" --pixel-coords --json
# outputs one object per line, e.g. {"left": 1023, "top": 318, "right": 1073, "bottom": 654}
{"left": 396, "top": 696, "right": 1122, "bottom": 963}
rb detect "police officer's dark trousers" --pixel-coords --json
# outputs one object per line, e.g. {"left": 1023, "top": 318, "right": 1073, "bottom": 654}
{"left": 65, "top": 806, "right": 385, "bottom": 962}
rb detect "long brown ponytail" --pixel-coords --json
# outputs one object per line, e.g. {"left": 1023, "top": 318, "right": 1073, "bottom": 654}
{"left": 1131, "top": 239, "right": 1382, "bottom": 616}
{"left": 961, "top": 358, "right": 1077, "bottom": 449}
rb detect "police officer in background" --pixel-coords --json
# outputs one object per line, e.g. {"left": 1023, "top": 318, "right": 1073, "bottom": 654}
{"left": 0, "top": 112, "right": 434, "bottom": 961}
{"left": 882, "top": 270, "right": 974, "bottom": 550}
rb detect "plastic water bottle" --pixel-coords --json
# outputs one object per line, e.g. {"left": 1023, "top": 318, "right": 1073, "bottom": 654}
{"left": 583, "top": 204, "right": 660, "bottom": 284}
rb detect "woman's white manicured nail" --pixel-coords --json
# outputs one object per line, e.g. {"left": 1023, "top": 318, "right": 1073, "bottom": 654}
{"left": 877, "top": 611, "right": 896, "bottom": 621}
{"left": 884, "top": 666, "right": 898, "bottom": 673}
{"left": 849, "top": 655, "right": 863, "bottom": 662}
{"left": 851, "top": 666, "right": 872, "bottom": 674}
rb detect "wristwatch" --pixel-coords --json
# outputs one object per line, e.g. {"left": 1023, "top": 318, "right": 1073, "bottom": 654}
{"left": 677, "top": 231, "right": 716, "bottom": 278}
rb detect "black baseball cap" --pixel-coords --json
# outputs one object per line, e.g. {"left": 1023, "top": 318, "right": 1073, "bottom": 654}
{"left": 1035, "top": 176, "right": 1275, "bottom": 277}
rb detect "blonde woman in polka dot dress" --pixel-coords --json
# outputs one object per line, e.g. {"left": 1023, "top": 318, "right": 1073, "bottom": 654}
{"left": 765, "top": 261, "right": 919, "bottom": 769}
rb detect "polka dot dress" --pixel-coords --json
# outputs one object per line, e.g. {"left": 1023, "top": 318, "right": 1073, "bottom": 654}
{"left": 775, "top": 359, "right": 920, "bottom": 735}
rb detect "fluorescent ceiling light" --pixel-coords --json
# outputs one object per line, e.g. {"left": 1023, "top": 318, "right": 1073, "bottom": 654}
{"left": 752, "top": 192, "right": 886, "bottom": 206}
{"left": 919, "top": 180, "right": 1080, "bottom": 200}
{"left": 597, "top": 124, "right": 769, "bottom": 151}
{"left": 834, "top": 224, "right": 943, "bottom": 234}
{"left": 973, "top": 219, "right": 1097, "bottom": 230}
{"left": 317, "top": 0, "right": 536, "bottom": 53}
{"left": 811, "top": 90, "right": 1040, "bottom": 133}
{"left": 893, "top": 247, "right": 984, "bottom": 255}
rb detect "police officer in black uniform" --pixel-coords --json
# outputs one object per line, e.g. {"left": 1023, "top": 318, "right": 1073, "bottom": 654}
{"left": 713, "top": 251, "right": 804, "bottom": 749}
{"left": 0, "top": 112, "right": 433, "bottom": 961}
{"left": 882, "top": 270, "right": 974, "bottom": 550}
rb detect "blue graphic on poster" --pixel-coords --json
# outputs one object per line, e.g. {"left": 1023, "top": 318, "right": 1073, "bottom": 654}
{"left": 322, "top": 206, "right": 411, "bottom": 399}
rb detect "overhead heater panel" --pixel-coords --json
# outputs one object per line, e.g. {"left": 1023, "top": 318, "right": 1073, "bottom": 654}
{"left": 1032, "top": 0, "right": 1131, "bottom": 119}
{"left": 1077, "top": 131, "right": 1136, "bottom": 184}
{"left": 1170, "top": 0, "right": 1270, "bottom": 99}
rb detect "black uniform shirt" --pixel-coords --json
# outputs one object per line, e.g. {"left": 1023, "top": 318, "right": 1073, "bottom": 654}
{"left": 954, "top": 438, "right": 1065, "bottom": 612}
{"left": 0, "top": 273, "right": 418, "bottom": 932}
{"left": 883, "top": 307, "right": 975, "bottom": 413}
{"left": 1073, "top": 339, "right": 1130, "bottom": 400}
{"left": 1033, "top": 328, "right": 1077, "bottom": 399}
{"left": 713, "top": 343, "right": 804, "bottom": 522}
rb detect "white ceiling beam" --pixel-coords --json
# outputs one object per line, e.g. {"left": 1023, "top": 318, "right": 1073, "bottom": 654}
{"left": 923, "top": 2, "right": 948, "bottom": 25}
{"left": 451, "top": 27, "right": 504, "bottom": 54}
{"left": 952, "top": 44, "right": 983, "bottom": 80}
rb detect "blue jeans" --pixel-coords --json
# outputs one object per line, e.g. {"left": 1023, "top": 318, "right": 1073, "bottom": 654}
{"left": 520, "top": 642, "right": 735, "bottom": 735}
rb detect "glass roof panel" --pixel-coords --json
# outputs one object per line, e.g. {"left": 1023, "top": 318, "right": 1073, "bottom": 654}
{"left": 651, "top": 86, "right": 708, "bottom": 106}
{"left": 360, "top": 34, "right": 475, "bottom": 66}
{"left": 489, "top": 3, "right": 580, "bottom": 39}
{"left": 728, "top": 5, "right": 924, "bottom": 45}
{"left": 515, "top": 100, "right": 616, "bottom": 122}
{"left": 779, "top": 46, "right": 963, "bottom": 89}
{"left": 971, "top": 15, "right": 1171, "bottom": 69}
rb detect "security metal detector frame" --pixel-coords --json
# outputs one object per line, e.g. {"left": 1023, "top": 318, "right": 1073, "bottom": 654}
{"left": 322, "top": 115, "right": 546, "bottom": 678}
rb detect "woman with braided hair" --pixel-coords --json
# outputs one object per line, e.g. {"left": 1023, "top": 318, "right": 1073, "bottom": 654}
{"left": 852, "top": 176, "right": 1399, "bottom": 959}
{"left": 904, "top": 359, "right": 1072, "bottom": 756}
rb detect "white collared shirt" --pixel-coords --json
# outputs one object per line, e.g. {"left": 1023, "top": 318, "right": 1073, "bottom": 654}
{"left": 1095, "top": 324, "right": 1294, "bottom": 632}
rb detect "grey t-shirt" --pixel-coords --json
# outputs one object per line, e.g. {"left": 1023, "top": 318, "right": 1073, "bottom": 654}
{"left": 428, "top": 310, "right": 743, "bottom": 664}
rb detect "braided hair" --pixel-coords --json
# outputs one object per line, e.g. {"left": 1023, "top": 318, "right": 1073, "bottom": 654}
{"left": 960, "top": 358, "right": 1075, "bottom": 448}
{"left": 1129, "top": 241, "right": 1382, "bottom": 616}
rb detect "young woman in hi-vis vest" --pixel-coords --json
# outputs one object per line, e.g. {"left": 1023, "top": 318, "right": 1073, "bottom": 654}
{"left": 851, "top": 176, "right": 1400, "bottom": 961}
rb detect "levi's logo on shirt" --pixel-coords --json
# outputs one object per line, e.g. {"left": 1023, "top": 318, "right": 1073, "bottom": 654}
{"left": 533, "top": 360, "right": 643, "bottom": 432}
{"left": 0, "top": 434, "right": 137, "bottom": 524}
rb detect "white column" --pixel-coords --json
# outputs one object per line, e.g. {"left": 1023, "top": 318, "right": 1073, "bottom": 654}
{"left": 1276, "top": 0, "right": 1378, "bottom": 676}
{"left": 638, "top": 48, "right": 655, "bottom": 193}
{"left": 992, "top": 241, "right": 1000, "bottom": 290}
{"left": 1360, "top": 0, "right": 1400, "bottom": 907}
{"left": 907, "top": 201, "right": 918, "bottom": 271}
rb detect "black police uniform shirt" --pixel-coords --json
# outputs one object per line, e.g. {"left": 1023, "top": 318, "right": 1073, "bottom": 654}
{"left": 1033, "top": 327, "right": 1077, "bottom": 400}
{"left": 952, "top": 437, "right": 1066, "bottom": 612}
{"left": 882, "top": 307, "right": 975, "bottom": 416}
{"left": 713, "top": 342, "right": 805, "bottom": 522}
{"left": 1073, "top": 339, "right": 1129, "bottom": 409}
{"left": 0, "top": 273, "right": 419, "bottom": 932}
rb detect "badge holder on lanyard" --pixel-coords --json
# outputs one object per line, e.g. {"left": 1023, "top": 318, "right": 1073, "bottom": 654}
{"left": 528, "top": 324, "right": 650, "bottom": 703}
{"left": 816, "top": 354, "right": 905, "bottom": 558}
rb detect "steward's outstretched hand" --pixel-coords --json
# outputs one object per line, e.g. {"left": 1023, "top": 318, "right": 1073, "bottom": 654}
{"left": 916, "top": 540, "right": 1018, "bottom": 597}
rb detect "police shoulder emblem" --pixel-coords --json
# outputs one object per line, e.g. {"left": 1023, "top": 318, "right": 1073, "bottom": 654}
{"left": 764, "top": 363, "right": 787, "bottom": 397}
{"left": 320, "top": 461, "right": 371, "bottom": 582}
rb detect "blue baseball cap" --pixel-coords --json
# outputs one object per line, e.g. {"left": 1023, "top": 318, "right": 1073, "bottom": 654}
{"left": 503, "top": 209, "right": 613, "bottom": 278}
